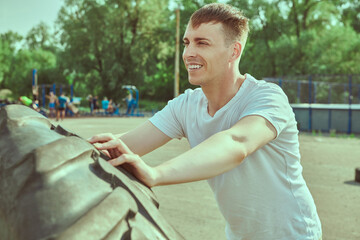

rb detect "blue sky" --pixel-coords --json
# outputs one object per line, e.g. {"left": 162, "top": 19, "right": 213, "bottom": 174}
{"left": 0, "top": 0, "right": 63, "bottom": 36}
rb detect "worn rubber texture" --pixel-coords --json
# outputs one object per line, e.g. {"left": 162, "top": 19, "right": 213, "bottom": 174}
{"left": 356, "top": 168, "right": 360, "bottom": 183}
{"left": 0, "top": 104, "right": 183, "bottom": 240}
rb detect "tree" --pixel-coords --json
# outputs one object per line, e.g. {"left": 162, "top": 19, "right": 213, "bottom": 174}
{"left": 56, "top": 0, "right": 174, "bottom": 102}
{"left": 25, "top": 22, "right": 55, "bottom": 51}
{"left": 228, "top": 0, "right": 359, "bottom": 78}
{"left": 339, "top": 0, "right": 360, "bottom": 33}
{"left": 8, "top": 48, "right": 57, "bottom": 97}
{"left": 3, "top": 0, "right": 359, "bottom": 104}
{"left": 0, "top": 32, "right": 22, "bottom": 89}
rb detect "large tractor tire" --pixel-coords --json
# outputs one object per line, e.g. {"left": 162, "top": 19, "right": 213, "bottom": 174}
{"left": 356, "top": 168, "right": 360, "bottom": 183}
{"left": 0, "top": 104, "right": 183, "bottom": 240}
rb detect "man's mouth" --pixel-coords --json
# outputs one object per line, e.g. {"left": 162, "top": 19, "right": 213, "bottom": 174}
{"left": 188, "top": 64, "right": 203, "bottom": 70}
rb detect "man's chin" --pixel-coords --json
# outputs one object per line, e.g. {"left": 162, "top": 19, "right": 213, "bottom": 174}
{"left": 188, "top": 76, "right": 202, "bottom": 86}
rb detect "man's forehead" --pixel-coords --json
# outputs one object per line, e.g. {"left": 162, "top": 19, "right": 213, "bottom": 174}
{"left": 183, "top": 22, "right": 224, "bottom": 39}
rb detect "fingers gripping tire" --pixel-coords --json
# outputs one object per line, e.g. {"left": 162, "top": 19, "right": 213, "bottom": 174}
{"left": 0, "top": 105, "right": 183, "bottom": 240}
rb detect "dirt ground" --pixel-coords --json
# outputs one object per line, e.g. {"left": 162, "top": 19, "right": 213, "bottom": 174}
{"left": 59, "top": 117, "right": 360, "bottom": 240}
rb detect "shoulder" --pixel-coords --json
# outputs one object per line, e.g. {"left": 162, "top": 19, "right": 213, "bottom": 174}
{"left": 245, "top": 74, "right": 282, "bottom": 91}
{"left": 183, "top": 88, "right": 203, "bottom": 98}
{"left": 169, "top": 88, "right": 204, "bottom": 105}
{"left": 244, "top": 74, "right": 288, "bottom": 101}
{"left": 241, "top": 75, "right": 296, "bottom": 137}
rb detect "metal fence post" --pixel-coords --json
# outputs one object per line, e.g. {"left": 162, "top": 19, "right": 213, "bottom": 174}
{"left": 297, "top": 80, "right": 301, "bottom": 103}
{"left": 71, "top": 84, "right": 74, "bottom": 102}
{"left": 42, "top": 85, "right": 46, "bottom": 108}
{"left": 348, "top": 75, "right": 352, "bottom": 134}
{"left": 308, "top": 75, "right": 312, "bottom": 131}
{"left": 328, "top": 83, "right": 332, "bottom": 132}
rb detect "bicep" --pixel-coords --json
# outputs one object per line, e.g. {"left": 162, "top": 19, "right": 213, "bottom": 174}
{"left": 119, "top": 120, "right": 171, "bottom": 156}
{"left": 227, "top": 115, "right": 277, "bottom": 157}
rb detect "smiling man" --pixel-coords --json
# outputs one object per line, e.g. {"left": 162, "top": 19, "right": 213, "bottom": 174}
{"left": 89, "top": 3, "right": 322, "bottom": 239}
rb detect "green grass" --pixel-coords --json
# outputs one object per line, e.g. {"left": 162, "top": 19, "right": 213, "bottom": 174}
{"left": 309, "top": 129, "right": 360, "bottom": 139}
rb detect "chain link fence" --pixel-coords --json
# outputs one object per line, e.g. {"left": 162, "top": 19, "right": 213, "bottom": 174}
{"left": 264, "top": 75, "right": 360, "bottom": 104}
{"left": 264, "top": 75, "right": 360, "bottom": 133}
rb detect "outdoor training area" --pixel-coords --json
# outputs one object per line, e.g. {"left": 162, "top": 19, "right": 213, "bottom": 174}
{"left": 1, "top": 0, "right": 360, "bottom": 239}
{"left": 57, "top": 117, "right": 360, "bottom": 240}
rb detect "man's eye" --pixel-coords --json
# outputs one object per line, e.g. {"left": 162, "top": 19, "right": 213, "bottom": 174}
{"left": 199, "top": 42, "right": 208, "bottom": 45}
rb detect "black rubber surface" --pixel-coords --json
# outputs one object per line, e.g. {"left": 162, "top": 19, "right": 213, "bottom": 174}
{"left": 355, "top": 168, "right": 360, "bottom": 183}
{"left": 0, "top": 104, "right": 183, "bottom": 240}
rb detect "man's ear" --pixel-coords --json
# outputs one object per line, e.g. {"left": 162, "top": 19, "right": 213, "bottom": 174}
{"left": 230, "top": 42, "right": 242, "bottom": 62}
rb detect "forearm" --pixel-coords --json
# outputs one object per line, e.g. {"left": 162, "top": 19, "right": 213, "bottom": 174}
{"left": 153, "top": 131, "right": 247, "bottom": 186}
{"left": 93, "top": 116, "right": 276, "bottom": 188}
{"left": 118, "top": 121, "right": 171, "bottom": 156}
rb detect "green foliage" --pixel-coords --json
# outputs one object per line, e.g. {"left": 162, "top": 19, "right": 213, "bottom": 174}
{"left": 142, "top": 62, "right": 174, "bottom": 101}
{"left": 0, "top": 31, "right": 22, "bottom": 88}
{"left": 330, "top": 129, "right": 337, "bottom": 137}
{"left": 26, "top": 22, "right": 55, "bottom": 51}
{"left": 56, "top": 0, "right": 174, "bottom": 103}
{"left": 1, "top": 0, "right": 360, "bottom": 103}
{"left": 0, "top": 23, "right": 66, "bottom": 99}
{"left": 230, "top": 0, "right": 360, "bottom": 78}
{"left": 139, "top": 99, "right": 167, "bottom": 111}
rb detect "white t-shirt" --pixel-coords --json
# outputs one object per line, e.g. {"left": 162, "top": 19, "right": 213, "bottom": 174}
{"left": 149, "top": 74, "right": 322, "bottom": 240}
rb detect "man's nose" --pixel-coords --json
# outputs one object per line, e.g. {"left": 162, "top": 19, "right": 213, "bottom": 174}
{"left": 183, "top": 44, "right": 196, "bottom": 59}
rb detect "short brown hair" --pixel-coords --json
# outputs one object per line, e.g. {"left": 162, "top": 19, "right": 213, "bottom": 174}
{"left": 189, "top": 3, "right": 249, "bottom": 46}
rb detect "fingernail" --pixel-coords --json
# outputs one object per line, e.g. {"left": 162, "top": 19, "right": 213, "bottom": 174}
{"left": 94, "top": 143, "right": 101, "bottom": 148}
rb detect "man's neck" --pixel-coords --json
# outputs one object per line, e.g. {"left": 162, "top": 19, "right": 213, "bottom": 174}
{"left": 202, "top": 73, "right": 246, "bottom": 117}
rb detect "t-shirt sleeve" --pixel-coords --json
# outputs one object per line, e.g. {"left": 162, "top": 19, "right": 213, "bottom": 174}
{"left": 240, "top": 84, "right": 293, "bottom": 138}
{"left": 149, "top": 94, "right": 186, "bottom": 139}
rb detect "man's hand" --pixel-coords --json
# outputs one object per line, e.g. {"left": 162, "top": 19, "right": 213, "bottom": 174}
{"left": 88, "top": 133, "right": 158, "bottom": 187}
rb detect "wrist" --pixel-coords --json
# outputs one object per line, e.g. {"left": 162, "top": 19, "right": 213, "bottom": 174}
{"left": 150, "top": 166, "right": 163, "bottom": 187}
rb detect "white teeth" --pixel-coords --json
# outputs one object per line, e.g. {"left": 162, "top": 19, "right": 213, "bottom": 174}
{"left": 189, "top": 65, "right": 202, "bottom": 69}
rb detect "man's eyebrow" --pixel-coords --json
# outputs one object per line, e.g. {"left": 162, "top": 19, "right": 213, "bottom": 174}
{"left": 194, "top": 37, "right": 211, "bottom": 42}
{"left": 183, "top": 37, "right": 211, "bottom": 42}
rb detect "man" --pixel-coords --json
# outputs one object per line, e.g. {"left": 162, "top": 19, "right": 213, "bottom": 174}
{"left": 57, "top": 92, "right": 68, "bottom": 121}
{"left": 89, "top": 3, "right": 322, "bottom": 239}
{"left": 87, "top": 94, "right": 93, "bottom": 114}
{"left": 102, "top": 97, "right": 109, "bottom": 114}
{"left": 46, "top": 91, "right": 57, "bottom": 118}
{"left": 92, "top": 95, "right": 99, "bottom": 114}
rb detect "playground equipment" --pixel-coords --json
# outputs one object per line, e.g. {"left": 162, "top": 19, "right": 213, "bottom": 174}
{"left": 32, "top": 69, "right": 75, "bottom": 106}
{"left": 32, "top": 69, "right": 78, "bottom": 115}
{"left": 19, "top": 96, "right": 33, "bottom": 107}
{"left": 122, "top": 85, "right": 144, "bottom": 116}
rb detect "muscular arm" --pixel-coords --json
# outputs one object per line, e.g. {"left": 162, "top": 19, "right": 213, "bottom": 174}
{"left": 117, "top": 121, "right": 172, "bottom": 156}
{"left": 92, "top": 115, "right": 277, "bottom": 188}
{"left": 152, "top": 115, "right": 277, "bottom": 186}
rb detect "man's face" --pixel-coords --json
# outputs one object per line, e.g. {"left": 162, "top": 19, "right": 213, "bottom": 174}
{"left": 182, "top": 22, "right": 233, "bottom": 86}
